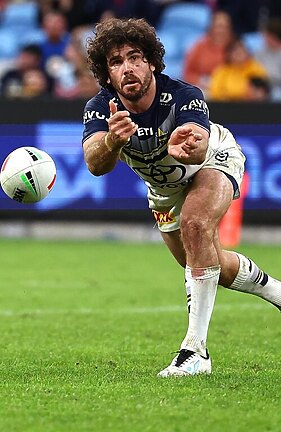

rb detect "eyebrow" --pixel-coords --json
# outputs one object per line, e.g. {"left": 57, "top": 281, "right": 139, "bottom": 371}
{"left": 108, "top": 49, "right": 143, "bottom": 63}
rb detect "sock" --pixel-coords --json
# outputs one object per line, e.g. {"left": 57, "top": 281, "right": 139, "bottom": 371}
{"left": 230, "top": 253, "right": 281, "bottom": 309}
{"left": 185, "top": 266, "right": 192, "bottom": 313}
{"left": 181, "top": 265, "right": 221, "bottom": 356}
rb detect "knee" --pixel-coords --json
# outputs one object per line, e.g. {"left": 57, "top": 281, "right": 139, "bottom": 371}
{"left": 180, "top": 214, "right": 214, "bottom": 244}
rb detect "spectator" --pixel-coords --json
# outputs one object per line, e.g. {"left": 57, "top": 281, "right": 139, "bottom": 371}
{"left": 182, "top": 11, "right": 234, "bottom": 97}
{"left": 0, "top": 0, "right": 7, "bottom": 13}
{"left": 37, "top": 0, "right": 92, "bottom": 31}
{"left": 208, "top": 38, "right": 268, "bottom": 101}
{"left": 247, "top": 76, "right": 271, "bottom": 101}
{"left": 54, "top": 36, "right": 100, "bottom": 98}
{"left": 255, "top": 17, "right": 281, "bottom": 101}
{"left": 83, "top": 0, "right": 159, "bottom": 26}
{"left": 40, "top": 10, "right": 70, "bottom": 70}
{"left": 0, "top": 44, "right": 53, "bottom": 97}
{"left": 21, "top": 68, "right": 49, "bottom": 98}
{"left": 56, "top": 69, "right": 100, "bottom": 99}
{"left": 216, "top": 0, "right": 260, "bottom": 34}
{"left": 215, "top": 0, "right": 281, "bottom": 34}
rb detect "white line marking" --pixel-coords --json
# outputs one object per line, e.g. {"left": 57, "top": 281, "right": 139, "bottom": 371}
{"left": 0, "top": 303, "right": 270, "bottom": 317}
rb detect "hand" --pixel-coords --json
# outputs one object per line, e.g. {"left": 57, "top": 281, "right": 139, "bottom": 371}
{"left": 168, "top": 125, "right": 205, "bottom": 164}
{"left": 107, "top": 100, "right": 138, "bottom": 150}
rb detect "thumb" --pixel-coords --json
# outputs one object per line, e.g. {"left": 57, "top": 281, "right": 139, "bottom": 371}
{"left": 169, "top": 125, "right": 191, "bottom": 145}
{"left": 109, "top": 99, "right": 118, "bottom": 116}
{"left": 176, "top": 125, "right": 193, "bottom": 135}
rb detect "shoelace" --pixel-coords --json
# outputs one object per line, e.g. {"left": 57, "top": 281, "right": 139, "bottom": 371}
{"left": 175, "top": 349, "right": 197, "bottom": 367}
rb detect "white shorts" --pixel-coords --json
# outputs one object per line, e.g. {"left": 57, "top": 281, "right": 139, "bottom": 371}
{"left": 151, "top": 131, "right": 245, "bottom": 233}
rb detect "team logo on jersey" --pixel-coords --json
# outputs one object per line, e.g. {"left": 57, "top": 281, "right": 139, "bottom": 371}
{"left": 180, "top": 99, "right": 209, "bottom": 116}
{"left": 133, "top": 164, "right": 186, "bottom": 184}
{"left": 157, "top": 128, "right": 169, "bottom": 145}
{"left": 152, "top": 210, "right": 176, "bottom": 224}
{"left": 160, "top": 92, "right": 172, "bottom": 104}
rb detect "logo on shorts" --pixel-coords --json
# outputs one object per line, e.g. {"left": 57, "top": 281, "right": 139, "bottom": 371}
{"left": 215, "top": 151, "right": 229, "bottom": 162}
{"left": 152, "top": 210, "right": 176, "bottom": 224}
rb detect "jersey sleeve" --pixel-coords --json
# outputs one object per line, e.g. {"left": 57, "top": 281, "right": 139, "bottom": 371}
{"left": 175, "top": 85, "right": 210, "bottom": 133}
{"left": 82, "top": 95, "right": 110, "bottom": 143}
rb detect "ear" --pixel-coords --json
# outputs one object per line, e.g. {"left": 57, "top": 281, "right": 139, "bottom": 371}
{"left": 150, "top": 64, "right": 155, "bottom": 72}
{"left": 107, "top": 77, "right": 111, "bottom": 84}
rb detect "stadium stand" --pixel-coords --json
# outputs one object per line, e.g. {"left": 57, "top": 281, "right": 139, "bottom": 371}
{"left": 0, "top": 0, "right": 278, "bottom": 97}
{"left": 19, "top": 28, "right": 46, "bottom": 49}
{"left": 156, "top": 2, "right": 211, "bottom": 78}
{"left": 0, "top": 28, "right": 19, "bottom": 59}
{"left": 0, "top": 1, "right": 39, "bottom": 35}
{"left": 242, "top": 32, "right": 265, "bottom": 54}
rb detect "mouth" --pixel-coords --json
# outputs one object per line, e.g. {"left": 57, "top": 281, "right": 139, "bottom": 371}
{"left": 122, "top": 77, "right": 140, "bottom": 89}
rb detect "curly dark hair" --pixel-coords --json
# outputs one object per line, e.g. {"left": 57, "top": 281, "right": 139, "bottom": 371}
{"left": 87, "top": 18, "right": 166, "bottom": 88}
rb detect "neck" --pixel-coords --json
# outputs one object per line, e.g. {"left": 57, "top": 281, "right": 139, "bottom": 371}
{"left": 118, "top": 75, "right": 156, "bottom": 114}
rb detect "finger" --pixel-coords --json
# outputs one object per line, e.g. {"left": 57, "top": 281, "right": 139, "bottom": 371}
{"left": 112, "top": 124, "right": 138, "bottom": 142}
{"left": 193, "top": 133, "right": 203, "bottom": 141}
{"left": 171, "top": 127, "right": 192, "bottom": 138}
{"left": 109, "top": 114, "right": 133, "bottom": 132}
{"left": 116, "top": 122, "right": 138, "bottom": 136}
{"left": 177, "top": 125, "right": 193, "bottom": 134}
{"left": 107, "top": 111, "right": 130, "bottom": 129}
{"left": 182, "top": 143, "right": 194, "bottom": 153}
{"left": 169, "top": 126, "right": 193, "bottom": 144}
{"left": 109, "top": 99, "right": 118, "bottom": 116}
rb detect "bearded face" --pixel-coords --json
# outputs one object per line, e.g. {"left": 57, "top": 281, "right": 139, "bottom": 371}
{"left": 107, "top": 45, "right": 155, "bottom": 102}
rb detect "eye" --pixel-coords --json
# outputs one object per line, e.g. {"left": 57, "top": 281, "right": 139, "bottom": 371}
{"left": 128, "top": 53, "right": 142, "bottom": 64}
{"left": 109, "top": 58, "right": 122, "bottom": 68}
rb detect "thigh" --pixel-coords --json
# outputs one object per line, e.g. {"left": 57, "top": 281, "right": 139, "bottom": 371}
{"left": 181, "top": 168, "right": 234, "bottom": 227}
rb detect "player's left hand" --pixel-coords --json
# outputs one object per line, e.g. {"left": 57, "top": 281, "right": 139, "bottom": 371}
{"left": 168, "top": 125, "right": 206, "bottom": 164}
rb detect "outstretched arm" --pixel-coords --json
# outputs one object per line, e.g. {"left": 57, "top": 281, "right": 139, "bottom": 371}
{"left": 168, "top": 124, "right": 209, "bottom": 165}
{"left": 83, "top": 100, "right": 138, "bottom": 176}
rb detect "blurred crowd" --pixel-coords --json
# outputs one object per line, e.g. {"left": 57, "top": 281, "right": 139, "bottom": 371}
{"left": 0, "top": 0, "right": 280, "bottom": 101}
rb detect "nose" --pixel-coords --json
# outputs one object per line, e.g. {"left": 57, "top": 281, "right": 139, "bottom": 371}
{"left": 123, "top": 59, "right": 133, "bottom": 73}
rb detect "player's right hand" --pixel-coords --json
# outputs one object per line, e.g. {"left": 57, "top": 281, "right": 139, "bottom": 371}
{"left": 107, "top": 100, "right": 138, "bottom": 149}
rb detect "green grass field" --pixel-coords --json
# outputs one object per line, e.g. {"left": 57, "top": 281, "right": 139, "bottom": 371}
{"left": 0, "top": 239, "right": 280, "bottom": 432}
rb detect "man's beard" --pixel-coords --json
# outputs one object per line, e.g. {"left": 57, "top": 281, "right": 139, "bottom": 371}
{"left": 116, "top": 70, "right": 153, "bottom": 101}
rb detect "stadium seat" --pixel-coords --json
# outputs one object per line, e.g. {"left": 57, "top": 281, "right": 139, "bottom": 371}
{"left": 1, "top": 1, "right": 39, "bottom": 29}
{"left": 157, "top": 2, "right": 211, "bottom": 33}
{"left": 164, "top": 58, "right": 184, "bottom": 80}
{"left": 156, "top": 3, "right": 211, "bottom": 79}
{"left": 178, "top": 30, "right": 204, "bottom": 55}
{"left": 0, "top": 1, "right": 39, "bottom": 40}
{"left": 158, "top": 29, "right": 204, "bottom": 79}
{"left": 19, "top": 28, "right": 46, "bottom": 48}
{"left": 156, "top": 30, "right": 181, "bottom": 60}
{"left": 0, "top": 29, "right": 20, "bottom": 59}
{"left": 242, "top": 32, "right": 265, "bottom": 54}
